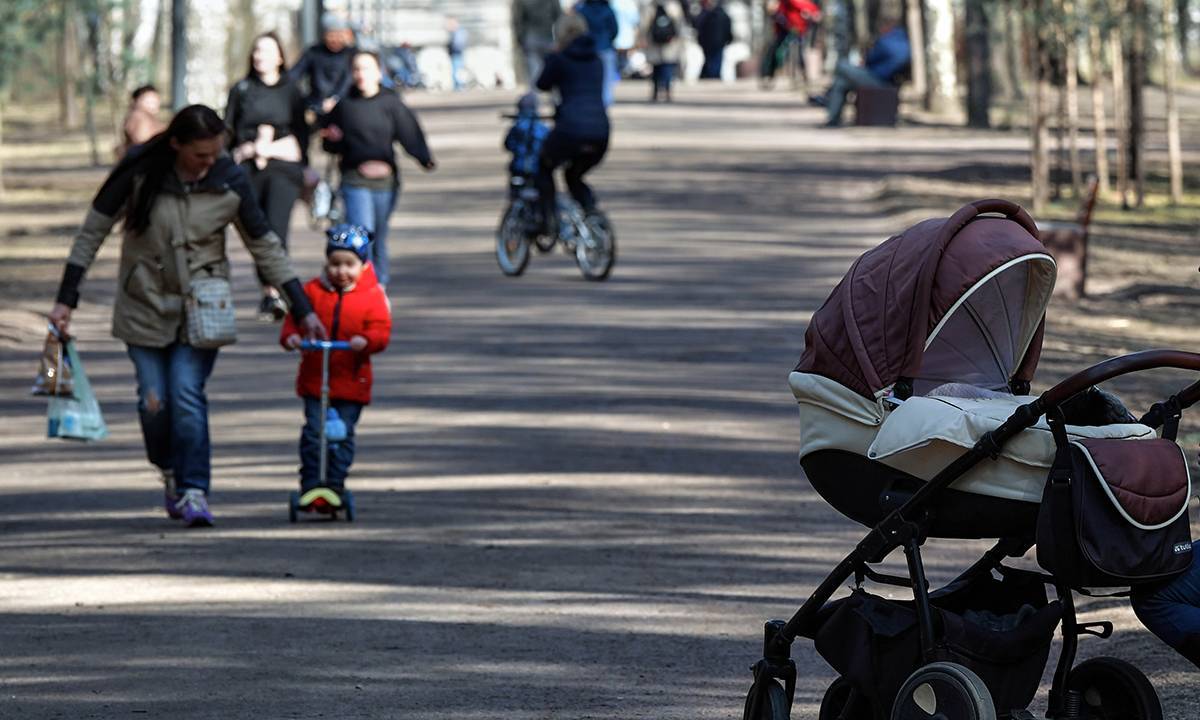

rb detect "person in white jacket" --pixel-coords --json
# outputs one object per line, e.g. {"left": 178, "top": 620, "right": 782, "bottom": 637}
{"left": 641, "top": 1, "right": 687, "bottom": 102}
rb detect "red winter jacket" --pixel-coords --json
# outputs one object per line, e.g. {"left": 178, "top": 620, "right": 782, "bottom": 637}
{"left": 779, "top": 0, "right": 820, "bottom": 34}
{"left": 280, "top": 264, "right": 392, "bottom": 404}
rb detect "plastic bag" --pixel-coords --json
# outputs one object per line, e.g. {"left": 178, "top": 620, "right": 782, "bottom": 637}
{"left": 31, "top": 324, "right": 74, "bottom": 396}
{"left": 47, "top": 338, "right": 108, "bottom": 442}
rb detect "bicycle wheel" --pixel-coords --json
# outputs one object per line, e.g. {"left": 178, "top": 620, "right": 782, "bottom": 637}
{"left": 575, "top": 210, "right": 616, "bottom": 281}
{"left": 496, "top": 204, "right": 531, "bottom": 276}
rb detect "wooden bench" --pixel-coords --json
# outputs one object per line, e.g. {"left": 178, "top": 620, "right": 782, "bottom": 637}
{"left": 1037, "top": 176, "right": 1099, "bottom": 300}
{"left": 854, "top": 85, "right": 899, "bottom": 126}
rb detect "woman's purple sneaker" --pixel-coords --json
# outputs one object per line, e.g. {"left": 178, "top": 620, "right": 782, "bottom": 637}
{"left": 162, "top": 469, "right": 182, "bottom": 519}
{"left": 174, "top": 489, "right": 214, "bottom": 527}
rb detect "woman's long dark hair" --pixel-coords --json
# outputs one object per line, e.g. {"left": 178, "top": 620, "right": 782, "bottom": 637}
{"left": 246, "top": 31, "right": 288, "bottom": 80}
{"left": 109, "top": 104, "right": 227, "bottom": 234}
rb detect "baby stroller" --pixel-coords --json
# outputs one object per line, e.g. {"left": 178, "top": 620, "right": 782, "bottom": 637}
{"left": 742, "top": 200, "right": 1197, "bottom": 720}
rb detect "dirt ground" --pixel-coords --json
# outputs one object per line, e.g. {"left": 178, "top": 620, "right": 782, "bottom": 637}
{"left": 0, "top": 83, "right": 1197, "bottom": 719}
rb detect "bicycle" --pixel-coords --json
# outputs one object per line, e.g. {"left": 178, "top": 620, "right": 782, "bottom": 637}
{"left": 495, "top": 175, "right": 616, "bottom": 281}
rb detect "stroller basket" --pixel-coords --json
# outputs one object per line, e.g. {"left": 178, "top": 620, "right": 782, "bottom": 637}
{"left": 814, "top": 566, "right": 1062, "bottom": 717}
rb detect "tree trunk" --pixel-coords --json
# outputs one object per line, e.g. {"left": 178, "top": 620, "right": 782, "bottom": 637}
{"left": 1128, "top": 0, "right": 1146, "bottom": 207}
{"left": 1110, "top": 30, "right": 1130, "bottom": 209}
{"left": 905, "top": 0, "right": 929, "bottom": 105}
{"left": 84, "top": 10, "right": 101, "bottom": 167}
{"left": 1004, "top": 0, "right": 1025, "bottom": 101}
{"left": 1029, "top": 0, "right": 1051, "bottom": 214}
{"left": 925, "top": 0, "right": 959, "bottom": 114}
{"left": 1089, "top": 24, "right": 1110, "bottom": 196}
{"left": 965, "top": 0, "right": 992, "bottom": 127}
{"left": 59, "top": 0, "right": 81, "bottom": 129}
{"left": 1064, "top": 5, "right": 1082, "bottom": 198}
{"left": 1164, "top": 0, "right": 1184, "bottom": 204}
{"left": 1178, "top": 0, "right": 1192, "bottom": 73}
{"left": 0, "top": 99, "right": 6, "bottom": 195}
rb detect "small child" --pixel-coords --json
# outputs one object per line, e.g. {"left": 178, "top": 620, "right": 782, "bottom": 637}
{"left": 281, "top": 224, "right": 391, "bottom": 495}
{"left": 504, "top": 93, "right": 550, "bottom": 197}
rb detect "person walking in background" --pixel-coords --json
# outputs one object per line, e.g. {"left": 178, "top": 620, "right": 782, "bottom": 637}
{"left": 535, "top": 13, "right": 610, "bottom": 234}
{"left": 513, "top": 0, "right": 562, "bottom": 87}
{"left": 611, "top": 0, "right": 641, "bottom": 77}
{"left": 760, "top": 0, "right": 820, "bottom": 88}
{"left": 574, "top": 0, "right": 619, "bottom": 107}
{"left": 321, "top": 51, "right": 436, "bottom": 290}
{"left": 47, "top": 105, "right": 326, "bottom": 527}
{"left": 289, "top": 12, "right": 356, "bottom": 116}
{"left": 225, "top": 32, "right": 310, "bottom": 323}
{"left": 116, "top": 85, "right": 165, "bottom": 160}
{"left": 643, "top": 1, "right": 685, "bottom": 102}
{"left": 810, "top": 14, "right": 909, "bottom": 127}
{"left": 446, "top": 17, "right": 469, "bottom": 91}
{"left": 693, "top": 0, "right": 734, "bottom": 80}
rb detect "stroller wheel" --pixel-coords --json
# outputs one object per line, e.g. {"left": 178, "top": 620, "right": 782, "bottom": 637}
{"left": 1066, "top": 657, "right": 1162, "bottom": 720}
{"left": 890, "top": 662, "right": 995, "bottom": 720}
{"left": 820, "top": 676, "right": 880, "bottom": 720}
{"left": 743, "top": 680, "right": 789, "bottom": 720}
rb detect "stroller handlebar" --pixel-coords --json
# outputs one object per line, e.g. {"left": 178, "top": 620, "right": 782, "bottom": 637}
{"left": 1039, "top": 350, "right": 1200, "bottom": 410}
{"left": 299, "top": 340, "right": 353, "bottom": 351}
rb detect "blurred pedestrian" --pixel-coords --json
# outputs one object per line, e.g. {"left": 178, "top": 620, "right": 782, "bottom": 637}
{"left": 225, "top": 32, "right": 310, "bottom": 322}
{"left": 574, "top": 0, "right": 619, "bottom": 107}
{"left": 48, "top": 105, "right": 326, "bottom": 527}
{"left": 289, "top": 12, "right": 356, "bottom": 116}
{"left": 760, "top": 0, "right": 820, "bottom": 88}
{"left": 116, "top": 85, "right": 165, "bottom": 160}
{"left": 321, "top": 51, "right": 436, "bottom": 289}
{"left": 693, "top": 0, "right": 734, "bottom": 80}
{"left": 513, "top": 0, "right": 562, "bottom": 86}
{"left": 643, "top": 1, "right": 685, "bottom": 102}
{"left": 447, "top": 17, "right": 469, "bottom": 91}
{"left": 535, "top": 13, "right": 610, "bottom": 233}
{"left": 611, "top": 0, "right": 641, "bottom": 76}
{"left": 812, "top": 14, "right": 909, "bottom": 127}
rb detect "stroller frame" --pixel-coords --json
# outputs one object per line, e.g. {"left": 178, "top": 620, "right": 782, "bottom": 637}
{"left": 744, "top": 350, "right": 1200, "bottom": 720}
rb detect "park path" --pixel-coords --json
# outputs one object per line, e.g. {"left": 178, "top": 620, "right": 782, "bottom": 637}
{"left": 0, "top": 83, "right": 1195, "bottom": 718}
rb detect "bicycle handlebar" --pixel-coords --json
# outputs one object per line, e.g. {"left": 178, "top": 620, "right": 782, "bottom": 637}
{"left": 1038, "top": 350, "right": 1200, "bottom": 409}
{"left": 299, "top": 340, "right": 353, "bottom": 351}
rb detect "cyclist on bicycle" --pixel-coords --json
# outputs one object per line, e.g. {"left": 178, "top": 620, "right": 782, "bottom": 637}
{"left": 534, "top": 13, "right": 610, "bottom": 238}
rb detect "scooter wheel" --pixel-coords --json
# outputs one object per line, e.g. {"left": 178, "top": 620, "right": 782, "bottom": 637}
{"left": 288, "top": 491, "right": 299, "bottom": 524}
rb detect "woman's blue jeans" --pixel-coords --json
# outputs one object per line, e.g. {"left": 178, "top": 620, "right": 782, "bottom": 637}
{"left": 1131, "top": 548, "right": 1200, "bottom": 667}
{"left": 342, "top": 183, "right": 398, "bottom": 287}
{"left": 126, "top": 343, "right": 219, "bottom": 493}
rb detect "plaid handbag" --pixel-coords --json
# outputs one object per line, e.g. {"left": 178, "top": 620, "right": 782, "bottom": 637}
{"left": 174, "top": 240, "right": 237, "bottom": 349}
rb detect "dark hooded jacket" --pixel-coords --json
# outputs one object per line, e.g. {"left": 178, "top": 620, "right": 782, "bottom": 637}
{"left": 575, "top": 0, "right": 619, "bottom": 51}
{"left": 536, "top": 35, "right": 610, "bottom": 140}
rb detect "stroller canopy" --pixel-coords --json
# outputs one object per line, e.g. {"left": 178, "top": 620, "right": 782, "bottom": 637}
{"left": 796, "top": 200, "right": 1056, "bottom": 399}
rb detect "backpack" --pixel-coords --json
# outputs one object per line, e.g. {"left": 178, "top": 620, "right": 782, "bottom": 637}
{"left": 650, "top": 6, "right": 678, "bottom": 45}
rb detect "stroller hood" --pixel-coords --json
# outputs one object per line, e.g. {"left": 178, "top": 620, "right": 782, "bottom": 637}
{"left": 796, "top": 199, "right": 1055, "bottom": 399}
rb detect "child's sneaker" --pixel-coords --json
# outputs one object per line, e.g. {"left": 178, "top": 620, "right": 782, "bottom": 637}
{"left": 162, "top": 469, "right": 182, "bottom": 519}
{"left": 174, "top": 489, "right": 214, "bottom": 527}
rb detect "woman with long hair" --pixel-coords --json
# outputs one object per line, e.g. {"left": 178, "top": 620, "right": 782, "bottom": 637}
{"left": 321, "top": 50, "right": 436, "bottom": 289}
{"left": 225, "top": 31, "right": 310, "bottom": 321}
{"left": 48, "top": 105, "right": 327, "bottom": 527}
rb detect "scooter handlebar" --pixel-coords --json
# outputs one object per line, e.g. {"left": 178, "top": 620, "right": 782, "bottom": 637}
{"left": 299, "top": 340, "right": 353, "bottom": 351}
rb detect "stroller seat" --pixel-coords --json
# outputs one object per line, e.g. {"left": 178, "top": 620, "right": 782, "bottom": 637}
{"left": 791, "top": 371, "right": 1157, "bottom": 537}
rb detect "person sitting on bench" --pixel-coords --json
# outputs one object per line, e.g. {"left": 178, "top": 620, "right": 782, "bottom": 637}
{"left": 811, "top": 14, "right": 910, "bottom": 127}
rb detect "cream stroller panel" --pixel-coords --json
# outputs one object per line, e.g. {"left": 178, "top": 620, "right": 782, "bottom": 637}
{"left": 791, "top": 372, "right": 1157, "bottom": 504}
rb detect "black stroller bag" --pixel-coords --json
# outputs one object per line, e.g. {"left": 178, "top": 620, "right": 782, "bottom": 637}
{"left": 1037, "top": 436, "right": 1193, "bottom": 588}
{"left": 814, "top": 567, "right": 1062, "bottom": 716}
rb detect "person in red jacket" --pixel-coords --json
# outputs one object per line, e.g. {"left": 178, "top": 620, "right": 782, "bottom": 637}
{"left": 281, "top": 224, "right": 391, "bottom": 493}
{"left": 760, "top": 0, "right": 820, "bottom": 87}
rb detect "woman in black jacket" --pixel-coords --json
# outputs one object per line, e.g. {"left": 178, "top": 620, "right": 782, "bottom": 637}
{"left": 224, "top": 32, "right": 309, "bottom": 321}
{"left": 321, "top": 51, "right": 436, "bottom": 290}
{"left": 535, "top": 13, "right": 610, "bottom": 235}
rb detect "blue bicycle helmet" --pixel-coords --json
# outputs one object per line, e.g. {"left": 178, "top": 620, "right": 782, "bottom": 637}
{"left": 325, "top": 223, "right": 371, "bottom": 261}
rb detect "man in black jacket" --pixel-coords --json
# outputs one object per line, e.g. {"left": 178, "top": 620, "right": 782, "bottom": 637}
{"left": 289, "top": 13, "right": 356, "bottom": 116}
{"left": 693, "top": 0, "right": 733, "bottom": 80}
